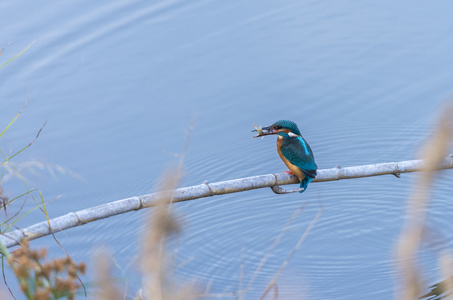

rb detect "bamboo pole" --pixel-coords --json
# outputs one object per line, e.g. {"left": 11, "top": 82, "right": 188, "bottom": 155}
{"left": 1, "top": 155, "right": 452, "bottom": 249}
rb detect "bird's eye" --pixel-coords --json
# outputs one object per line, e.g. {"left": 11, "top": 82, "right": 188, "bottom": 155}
{"left": 275, "top": 126, "right": 282, "bottom": 130}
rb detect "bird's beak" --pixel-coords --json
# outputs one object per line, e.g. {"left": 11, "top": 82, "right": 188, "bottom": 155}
{"left": 251, "top": 124, "right": 275, "bottom": 138}
{"left": 261, "top": 125, "right": 273, "bottom": 133}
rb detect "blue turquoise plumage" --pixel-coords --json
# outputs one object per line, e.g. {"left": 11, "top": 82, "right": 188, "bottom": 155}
{"left": 259, "top": 120, "right": 317, "bottom": 193}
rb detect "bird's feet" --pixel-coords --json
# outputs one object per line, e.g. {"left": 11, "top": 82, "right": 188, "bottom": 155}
{"left": 271, "top": 173, "right": 304, "bottom": 194}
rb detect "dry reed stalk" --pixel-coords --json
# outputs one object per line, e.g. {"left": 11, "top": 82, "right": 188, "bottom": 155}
{"left": 137, "top": 171, "right": 194, "bottom": 300}
{"left": 396, "top": 104, "right": 453, "bottom": 300}
{"left": 136, "top": 120, "right": 196, "bottom": 299}
{"left": 94, "top": 171, "right": 194, "bottom": 300}
{"left": 439, "top": 252, "right": 453, "bottom": 300}
{"left": 94, "top": 247, "right": 122, "bottom": 300}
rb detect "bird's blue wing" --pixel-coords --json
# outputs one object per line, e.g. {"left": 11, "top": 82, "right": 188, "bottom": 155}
{"left": 281, "top": 137, "right": 317, "bottom": 178}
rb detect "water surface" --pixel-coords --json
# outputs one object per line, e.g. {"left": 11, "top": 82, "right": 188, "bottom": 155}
{"left": 1, "top": 0, "right": 453, "bottom": 299}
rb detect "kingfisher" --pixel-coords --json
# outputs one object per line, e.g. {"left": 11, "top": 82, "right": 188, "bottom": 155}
{"left": 252, "top": 120, "right": 317, "bottom": 193}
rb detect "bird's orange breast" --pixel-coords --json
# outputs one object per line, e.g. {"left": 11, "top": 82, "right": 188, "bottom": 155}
{"left": 276, "top": 138, "right": 304, "bottom": 180}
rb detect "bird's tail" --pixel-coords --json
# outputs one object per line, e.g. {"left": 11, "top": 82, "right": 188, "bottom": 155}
{"left": 299, "top": 176, "right": 313, "bottom": 193}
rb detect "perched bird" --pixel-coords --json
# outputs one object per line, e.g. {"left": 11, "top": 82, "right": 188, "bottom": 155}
{"left": 253, "top": 120, "right": 317, "bottom": 192}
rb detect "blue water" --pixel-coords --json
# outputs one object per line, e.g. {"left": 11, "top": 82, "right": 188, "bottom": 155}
{"left": 1, "top": 0, "right": 453, "bottom": 299}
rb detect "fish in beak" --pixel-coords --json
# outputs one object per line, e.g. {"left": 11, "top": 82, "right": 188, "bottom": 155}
{"left": 251, "top": 124, "right": 276, "bottom": 138}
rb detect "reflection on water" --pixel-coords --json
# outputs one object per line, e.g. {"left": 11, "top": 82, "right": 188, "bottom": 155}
{"left": 2, "top": 0, "right": 453, "bottom": 298}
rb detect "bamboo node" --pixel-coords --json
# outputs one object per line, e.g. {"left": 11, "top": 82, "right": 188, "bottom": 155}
{"left": 73, "top": 212, "right": 83, "bottom": 225}
{"left": 136, "top": 196, "right": 144, "bottom": 209}
{"left": 202, "top": 180, "right": 213, "bottom": 196}
{"left": 272, "top": 174, "right": 278, "bottom": 185}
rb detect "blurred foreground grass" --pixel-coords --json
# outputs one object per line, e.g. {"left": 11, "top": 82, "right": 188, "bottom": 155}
{"left": 0, "top": 42, "right": 86, "bottom": 300}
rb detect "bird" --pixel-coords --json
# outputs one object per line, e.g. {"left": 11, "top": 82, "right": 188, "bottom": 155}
{"left": 253, "top": 120, "right": 317, "bottom": 193}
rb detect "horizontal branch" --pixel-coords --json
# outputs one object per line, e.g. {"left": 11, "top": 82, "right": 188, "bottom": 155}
{"left": 1, "top": 155, "right": 452, "bottom": 248}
